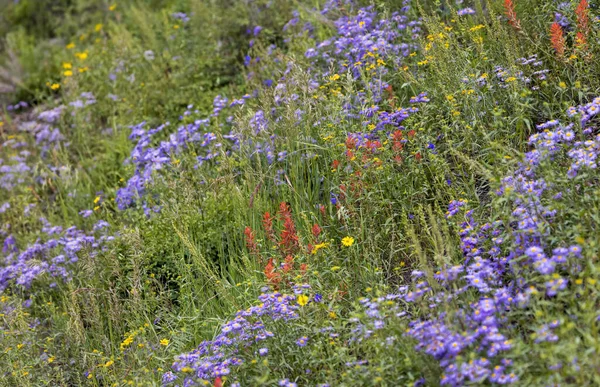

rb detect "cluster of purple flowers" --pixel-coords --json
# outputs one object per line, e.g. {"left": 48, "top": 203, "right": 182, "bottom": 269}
{"left": 69, "top": 92, "right": 97, "bottom": 109}
{"left": 348, "top": 98, "right": 600, "bottom": 385}
{"left": 457, "top": 8, "right": 475, "bottom": 16}
{"left": 493, "top": 55, "right": 548, "bottom": 90}
{"left": 302, "top": 1, "right": 420, "bottom": 107}
{"left": 0, "top": 218, "right": 114, "bottom": 292}
{"left": 172, "top": 12, "right": 190, "bottom": 24}
{"left": 1, "top": 106, "right": 66, "bottom": 191}
{"left": 164, "top": 291, "right": 300, "bottom": 386}
{"left": 5, "top": 101, "right": 28, "bottom": 111}
{"left": 115, "top": 115, "right": 238, "bottom": 210}
{"left": 445, "top": 199, "right": 468, "bottom": 218}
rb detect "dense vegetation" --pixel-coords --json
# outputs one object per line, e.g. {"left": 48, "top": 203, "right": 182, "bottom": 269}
{"left": 2, "top": 0, "right": 600, "bottom": 386}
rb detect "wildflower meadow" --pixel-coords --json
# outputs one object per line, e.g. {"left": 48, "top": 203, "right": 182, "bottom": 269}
{"left": 2, "top": 0, "right": 600, "bottom": 386}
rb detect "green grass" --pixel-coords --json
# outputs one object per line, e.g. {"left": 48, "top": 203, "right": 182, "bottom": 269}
{"left": 2, "top": 0, "right": 600, "bottom": 386}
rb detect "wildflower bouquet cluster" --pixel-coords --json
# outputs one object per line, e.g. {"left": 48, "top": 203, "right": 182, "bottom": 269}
{"left": 2, "top": 0, "right": 600, "bottom": 386}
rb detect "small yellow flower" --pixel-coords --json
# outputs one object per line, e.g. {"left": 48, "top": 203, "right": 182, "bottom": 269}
{"left": 160, "top": 338, "right": 169, "bottom": 346}
{"left": 94, "top": 196, "right": 101, "bottom": 204}
{"left": 104, "top": 360, "right": 114, "bottom": 367}
{"left": 75, "top": 52, "right": 88, "bottom": 60}
{"left": 329, "top": 311, "right": 337, "bottom": 319}
{"left": 63, "top": 62, "right": 72, "bottom": 69}
{"left": 79, "top": 67, "right": 89, "bottom": 73}
{"left": 559, "top": 82, "right": 567, "bottom": 89}
{"left": 48, "top": 356, "right": 55, "bottom": 363}
{"left": 341, "top": 236, "right": 355, "bottom": 247}
{"left": 297, "top": 295, "right": 309, "bottom": 306}
{"left": 95, "top": 24, "right": 103, "bottom": 32}
{"left": 109, "top": 4, "right": 117, "bottom": 11}
{"left": 120, "top": 336, "right": 134, "bottom": 350}
{"left": 63, "top": 70, "right": 73, "bottom": 77}
{"left": 66, "top": 42, "right": 75, "bottom": 49}
{"left": 50, "top": 83, "right": 60, "bottom": 90}
{"left": 312, "top": 242, "right": 328, "bottom": 254}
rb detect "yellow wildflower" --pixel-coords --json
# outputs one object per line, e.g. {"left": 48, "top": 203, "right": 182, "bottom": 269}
{"left": 341, "top": 236, "right": 355, "bottom": 247}
{"left": 160, "top": 338, "right": 170, "bottom": 346}
{"left": 63, "top": 70, "right": 73, "bottom": 77}
{"left": 312, "top": 242, "right": 328, "bottom": 254}
{"left": 95, "top": 24, "right": 103, "bottom": 32}
{"left": 297, "top": 295, "right": 309, "bottom": 306}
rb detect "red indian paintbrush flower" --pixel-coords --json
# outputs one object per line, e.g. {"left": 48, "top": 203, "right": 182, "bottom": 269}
{"left": 262, "top": 211, "right": 275, "bottom": 242}
{"left": 575, "top": 0, "right": 590, "bottom": 36}
{"left": 318, "top": 204, "right": 326, "bottom": 217}
{"left": 244, "top": 226, "right": 259, "bottom": 257}
{"left": 282, "top": 255, "right": 294, "bottom": 273}
{"left": 278, "top": 202, "right": 299, "bottom": 256}
{"left": 311, "top": 224, "right": 321, "bottom": 239}
{"left": 575, "top": 0, "right": 589, "bottom": 50}
{"left": 550, "top": 22, "right": 566, "bottom": 59}
{"left": 503, "top": 0, "right": 521, "bottom": 31}
{"left": 264, "top": 258, "right": 280, "bottom": 284}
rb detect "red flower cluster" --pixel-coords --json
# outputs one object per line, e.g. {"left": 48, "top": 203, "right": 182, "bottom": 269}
{"left": 575, "top": 0, "right": 590, "bottom": 51}
{"left": 550, "top": 22, "right": 566, "bottom": 59}
{"left": 503, "top": 0, "right": 521, "bottom": 31}
{"left": 245, "top": 202, "right": 323, "bottom": 286}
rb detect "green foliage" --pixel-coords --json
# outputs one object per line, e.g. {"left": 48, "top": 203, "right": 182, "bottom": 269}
{"left": 2, "top": 0, "right": 600, "bottom": 386}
